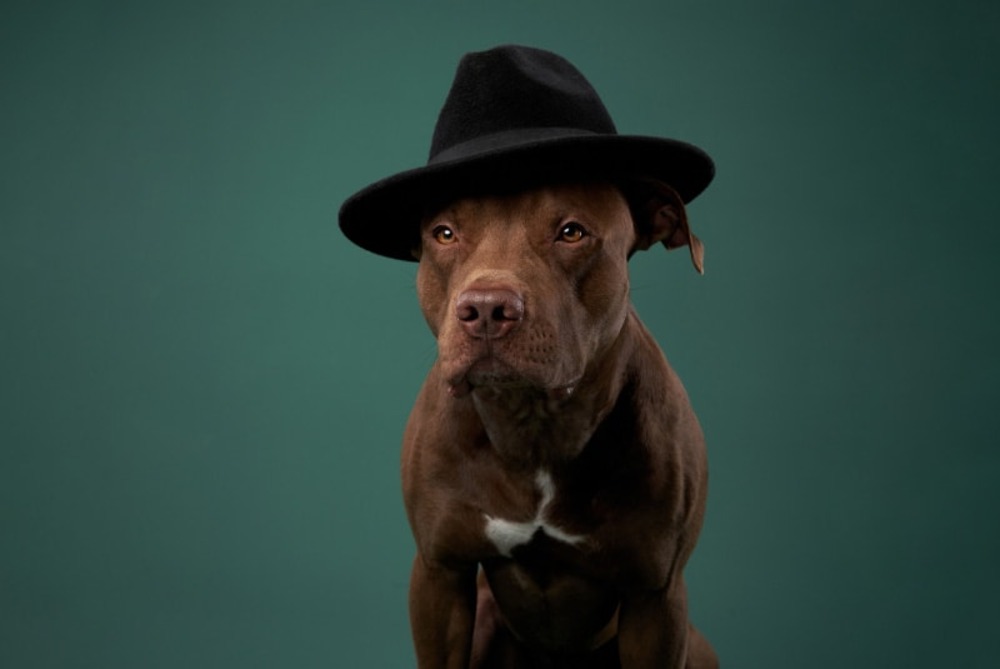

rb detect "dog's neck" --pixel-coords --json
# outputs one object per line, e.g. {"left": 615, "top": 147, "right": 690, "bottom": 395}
{"left": 469, "top": 314, "right": 639, "bottom": 470}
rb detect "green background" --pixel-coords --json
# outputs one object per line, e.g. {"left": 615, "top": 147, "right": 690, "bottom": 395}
{"left": 2, "top": 1, "right": 998, "bottom": 667}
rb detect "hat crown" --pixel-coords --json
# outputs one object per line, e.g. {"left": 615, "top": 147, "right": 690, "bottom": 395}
{"left": 429, "top": 45, "right": 617, "bottom": 163}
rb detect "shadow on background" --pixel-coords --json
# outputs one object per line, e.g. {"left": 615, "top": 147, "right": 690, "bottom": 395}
{"left": 2, "top": 1, "right": 998, "bottom": 667}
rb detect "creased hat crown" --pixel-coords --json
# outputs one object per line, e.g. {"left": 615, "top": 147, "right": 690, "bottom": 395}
{"left": 429, "top": 46, "right": 617, "bottom": 163}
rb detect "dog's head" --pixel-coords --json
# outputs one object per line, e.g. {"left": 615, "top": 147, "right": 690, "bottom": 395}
{"left": 413, "top": 180, "right": 702, "bottom": 397}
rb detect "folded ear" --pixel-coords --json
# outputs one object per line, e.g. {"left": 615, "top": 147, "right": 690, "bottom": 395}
{"left": 626, "top": 178, "right": 705, "bottom": 274}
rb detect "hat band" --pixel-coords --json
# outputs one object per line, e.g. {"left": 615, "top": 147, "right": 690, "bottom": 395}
{"left": 428, "top": 126, "right": 604, "bottom": 166}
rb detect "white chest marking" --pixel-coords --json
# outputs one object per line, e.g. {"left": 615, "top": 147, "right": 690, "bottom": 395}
{"left": 484, "top": 470, "right": 587, "bottom": 557}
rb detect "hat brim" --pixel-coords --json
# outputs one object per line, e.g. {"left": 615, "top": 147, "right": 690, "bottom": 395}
{"left": 338, "top": 132, "right": 714, "bottom": 261}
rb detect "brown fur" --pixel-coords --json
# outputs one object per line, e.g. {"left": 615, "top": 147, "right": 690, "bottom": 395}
{"left": 401, "top": 182, "right": 717, "bottom": 668}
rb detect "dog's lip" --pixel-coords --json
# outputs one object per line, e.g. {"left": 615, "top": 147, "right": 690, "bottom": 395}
{"left": 447, "top": 378, "right": 577, "bottom": 401}
{"left": 445, "top": 360, "right": 578, "bottom": 400}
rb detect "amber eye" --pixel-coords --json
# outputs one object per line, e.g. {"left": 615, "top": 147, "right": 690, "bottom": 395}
{"left": 432, "top": 225, "right": 457, "bottom": 245}
{"left": 557, "top": 222, "right": 588, "bottom": 243}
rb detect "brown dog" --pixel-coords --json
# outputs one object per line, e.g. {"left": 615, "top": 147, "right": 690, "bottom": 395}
{"left": 400, "top": 178, "right": 717, "bottom": 668}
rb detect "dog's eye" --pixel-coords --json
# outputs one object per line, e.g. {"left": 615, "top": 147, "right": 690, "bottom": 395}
{"left": 432, "top": 225, "right": 457, "bottom": 245}
{"left": 557, "top": 222, "right": 588, "bottom": 243}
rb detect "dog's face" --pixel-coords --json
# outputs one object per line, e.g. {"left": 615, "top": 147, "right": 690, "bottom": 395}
{"left": 414, "top": 181, "right": 700, "bottom": 397}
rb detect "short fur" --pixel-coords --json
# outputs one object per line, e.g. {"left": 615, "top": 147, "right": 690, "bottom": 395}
{"left": 401, "top": 181, "right": 717, "bottom": 668}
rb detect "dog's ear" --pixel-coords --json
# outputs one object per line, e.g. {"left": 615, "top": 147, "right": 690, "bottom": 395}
{"left": 625, "top": 179, "right": 705, "bottom": 274}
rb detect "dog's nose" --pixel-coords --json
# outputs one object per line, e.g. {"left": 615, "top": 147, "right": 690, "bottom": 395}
{"left": 455, "top": 288, "right": 525, "bottom": 339}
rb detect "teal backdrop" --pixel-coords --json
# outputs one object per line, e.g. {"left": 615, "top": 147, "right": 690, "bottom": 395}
{"left": 2, "top": 1, "right": 998, "bottom": 667}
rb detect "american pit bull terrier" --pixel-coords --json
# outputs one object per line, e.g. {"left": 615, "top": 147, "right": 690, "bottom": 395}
{"left": 402, "top": 179, "right": 715, "bottom": 668}
{"left": 338, "top": 45, "right": 717, "bottom": 668}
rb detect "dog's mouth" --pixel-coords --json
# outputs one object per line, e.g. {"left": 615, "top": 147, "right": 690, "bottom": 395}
{"left": 440, "top": 318, "right": 581, "bottom": 400}
{"left": 446, "top": 357, "right": 523, "bottom": 397}
{"left": 445, "top": 356, "right": 577, "bottom": 401}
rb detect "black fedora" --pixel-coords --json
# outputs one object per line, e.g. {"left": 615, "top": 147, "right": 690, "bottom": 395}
{"left": 338, "top": 44, "right": 714, "bottom": 261}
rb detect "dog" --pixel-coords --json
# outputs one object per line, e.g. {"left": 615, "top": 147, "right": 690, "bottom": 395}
{"left": 400, "top": 178, "right": 716, "bottom": 668}
{"left": 338, "top": 45, "right": 717, "bottom": 668}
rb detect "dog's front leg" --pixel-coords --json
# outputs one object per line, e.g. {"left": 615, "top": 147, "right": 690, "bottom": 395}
{"left": 409, "top": 554, "right": 478, "bottom": 669}
{"left": 617, "top": 577, "right": 693, "bottom": 669}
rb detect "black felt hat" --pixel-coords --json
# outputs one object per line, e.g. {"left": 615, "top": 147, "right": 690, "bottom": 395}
{"left": 338, "top": 45, "right": 715, "bottom": 261}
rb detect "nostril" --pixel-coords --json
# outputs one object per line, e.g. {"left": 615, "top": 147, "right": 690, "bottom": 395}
{"left": 496, "top": 297, "right": 524, "bottom": 322}
{"left": 458, "top": 304, "right": 480, "bottom": 322}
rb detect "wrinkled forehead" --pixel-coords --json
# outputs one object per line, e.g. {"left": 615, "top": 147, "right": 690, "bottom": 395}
{"left": 422, "top": 182, "right": 630, "bottom": 227}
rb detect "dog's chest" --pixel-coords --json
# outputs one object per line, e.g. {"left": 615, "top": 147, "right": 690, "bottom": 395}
{"left": 483, "top": 470, "right": 588, "bottom": 557}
